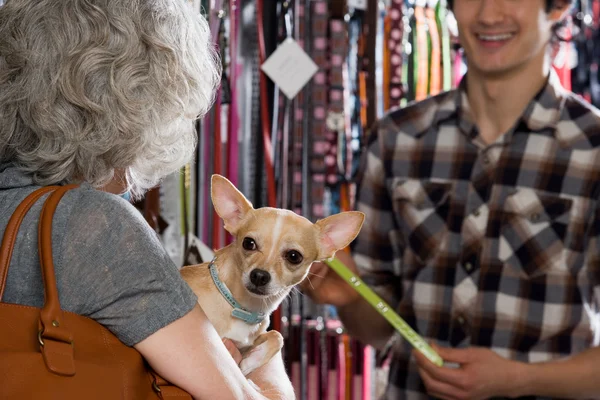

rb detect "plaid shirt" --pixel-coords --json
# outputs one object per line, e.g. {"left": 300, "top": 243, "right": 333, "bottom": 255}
{"left": 353, "top": 71, "right": 600, "bottom": 399}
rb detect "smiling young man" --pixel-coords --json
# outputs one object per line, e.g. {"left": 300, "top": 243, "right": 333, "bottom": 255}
{"left": 304, "top": 0, "right": 600, "bottom": 398}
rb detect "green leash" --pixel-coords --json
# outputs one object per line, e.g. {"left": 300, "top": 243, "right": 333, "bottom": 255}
{"left": 324, "top": 258, "right": 444, "bottom": 367}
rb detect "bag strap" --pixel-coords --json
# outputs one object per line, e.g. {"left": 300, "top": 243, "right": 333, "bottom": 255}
{"left": 37, "top": 184, "right": 79, "bottom": 376}
{"left": 0, "top": 186, "right": 60, "bottom": 300}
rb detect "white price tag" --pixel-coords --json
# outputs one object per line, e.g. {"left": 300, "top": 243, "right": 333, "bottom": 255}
{"left": 348, "top": 0, "right": 367, "bottom": 10}
{"left": 260, "top": 38, "right": 319, "bottom": 100}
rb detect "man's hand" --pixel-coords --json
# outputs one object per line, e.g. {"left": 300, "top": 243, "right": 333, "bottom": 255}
{"left": 301, "top": 251, "right": 395, "bottom": 349}
{"left": 300, "top": 251, "right": 360, "bottom": 308}
{"left": 413, "top": 343, "right": 524, "bottom": 400}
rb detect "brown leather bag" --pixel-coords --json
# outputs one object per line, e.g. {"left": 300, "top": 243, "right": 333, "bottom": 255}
{"left": 0, "top": 185, "right": 192, "bottom": 399}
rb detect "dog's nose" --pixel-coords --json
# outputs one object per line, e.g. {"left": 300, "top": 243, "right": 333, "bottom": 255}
{"left": 250, "top": 269, "right": 271, "bottom": 287}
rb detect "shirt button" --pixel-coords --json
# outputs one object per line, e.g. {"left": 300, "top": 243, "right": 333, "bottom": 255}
{"left": 530, "top": 213, "right": 541, "bottom": 222}
{"left": 464, "top": 262, "right": 473, "bottom": 271}
{"left": 457, "top": 315, "right": 465, "bottom": 325}
{"left": 473, "top": 208, "right": 481, "bottom": 217}
{"left": 482, "top": 154, "right": 490, "bottom": 164}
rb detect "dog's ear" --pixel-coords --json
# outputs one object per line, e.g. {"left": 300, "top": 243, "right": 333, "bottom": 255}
{"left": 211, "top": 174, "right": 254, "bottom": 234}
{"left": 315, "top": 211, "right": 365, "bottom": 260}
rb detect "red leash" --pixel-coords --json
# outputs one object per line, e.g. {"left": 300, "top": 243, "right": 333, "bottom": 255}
{"left": 256, "top": 0, "right": 277, "bottom": 209}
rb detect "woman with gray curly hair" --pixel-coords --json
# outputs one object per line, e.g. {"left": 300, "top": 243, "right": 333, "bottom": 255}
{"left": 0, "top": 0, "right": 293, "bottom": 399}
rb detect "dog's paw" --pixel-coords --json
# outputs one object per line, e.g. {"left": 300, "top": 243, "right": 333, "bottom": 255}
{"left": 240, "top": 330, "right": 285, "bottom": 375}
{"left": 254, "top": 329, "right": 284, "bottom": 349}
{"left": 240, "top": 343, "right": 271, "bottom": 375}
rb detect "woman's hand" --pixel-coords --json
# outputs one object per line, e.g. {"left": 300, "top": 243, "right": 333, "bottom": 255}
{"left": 222, "top": 338, "right": 242, "bottom": 365}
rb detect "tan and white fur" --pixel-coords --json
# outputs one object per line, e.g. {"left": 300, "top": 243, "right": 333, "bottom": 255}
{"left": 180, "top": 174, "right": 364, "bottom": 377}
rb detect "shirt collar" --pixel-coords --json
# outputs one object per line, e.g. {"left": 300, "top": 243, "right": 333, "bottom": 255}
{"left": 0, "top": 163, "right": 35, "bottom": 190}
{"left": 520, "top": 70, "right": 566, "bottom": 131}
{"left": 0, "top": 163, "right": 93, "bottom": 192}
{"left": 432, "top": 69, "right": 566, "bottom": 140}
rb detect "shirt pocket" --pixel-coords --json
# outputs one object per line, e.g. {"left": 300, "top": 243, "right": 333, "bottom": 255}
{"left": 391, "top": 178, "right": 452, "bottom": 264}
{"left": 498, "top": 188, "right": 572, "bottom": 279}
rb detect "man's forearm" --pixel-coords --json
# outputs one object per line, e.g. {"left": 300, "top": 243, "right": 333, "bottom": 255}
{"left": 515, "top": 346, "right": 600, "bottom": 399}
{"left": 336, "top": 296, "right": 395, "bottom": 350}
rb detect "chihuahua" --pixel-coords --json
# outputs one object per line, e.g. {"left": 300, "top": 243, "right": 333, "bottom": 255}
{"left": 180, "top": 174, "right": 364, "bottom": 377}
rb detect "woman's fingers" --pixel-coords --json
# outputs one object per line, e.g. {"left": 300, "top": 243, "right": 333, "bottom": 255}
{"left": 222, "top": 338, "right": 243, "bottom": 365}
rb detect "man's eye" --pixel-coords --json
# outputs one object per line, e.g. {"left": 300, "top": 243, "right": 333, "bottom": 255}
{"left": 242, "top": 237, "right": 257, "bottom": 251}
{"left": 285, "top": 250, "right": 303, "bottom": 265}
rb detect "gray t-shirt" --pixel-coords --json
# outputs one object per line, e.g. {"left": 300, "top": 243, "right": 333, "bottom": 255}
{"left": 0, "top": 164, "right": 198, "bottom": 346}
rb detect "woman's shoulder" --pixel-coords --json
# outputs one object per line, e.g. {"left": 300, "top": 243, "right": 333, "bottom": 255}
{"left": 58, "top": 184, "right": 154, "bottom": 241}
{"left": 56, "top": 184, "right": 174, "bottom": 281}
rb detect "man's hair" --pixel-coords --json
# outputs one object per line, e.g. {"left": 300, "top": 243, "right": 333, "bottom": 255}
{"left": 0, "top": 0, "right": 221, "bottom": 198}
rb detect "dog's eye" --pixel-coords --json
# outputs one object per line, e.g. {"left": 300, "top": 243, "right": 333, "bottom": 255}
{"left": 285, "top": 250, "right": 303, "bottom": 265}
{"left": 242, "top": 237, "right": 257, "bottom": 251}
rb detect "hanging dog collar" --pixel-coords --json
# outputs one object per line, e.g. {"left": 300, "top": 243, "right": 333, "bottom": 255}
{"left": 208, "top": 258, "right": 266, "bottom": 325}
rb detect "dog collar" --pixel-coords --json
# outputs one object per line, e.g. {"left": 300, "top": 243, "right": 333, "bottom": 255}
{"left": 208, "top": 258, "right": 266, "bottom": 325}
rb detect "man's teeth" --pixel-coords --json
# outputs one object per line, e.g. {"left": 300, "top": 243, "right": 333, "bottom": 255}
{"left": 478, "top": 33, "right": 514, "bottom": 41}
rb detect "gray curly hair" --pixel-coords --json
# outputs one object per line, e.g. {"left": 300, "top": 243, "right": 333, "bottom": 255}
{"left": 0, "top": 0, "right": 221, "bottom": 198}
